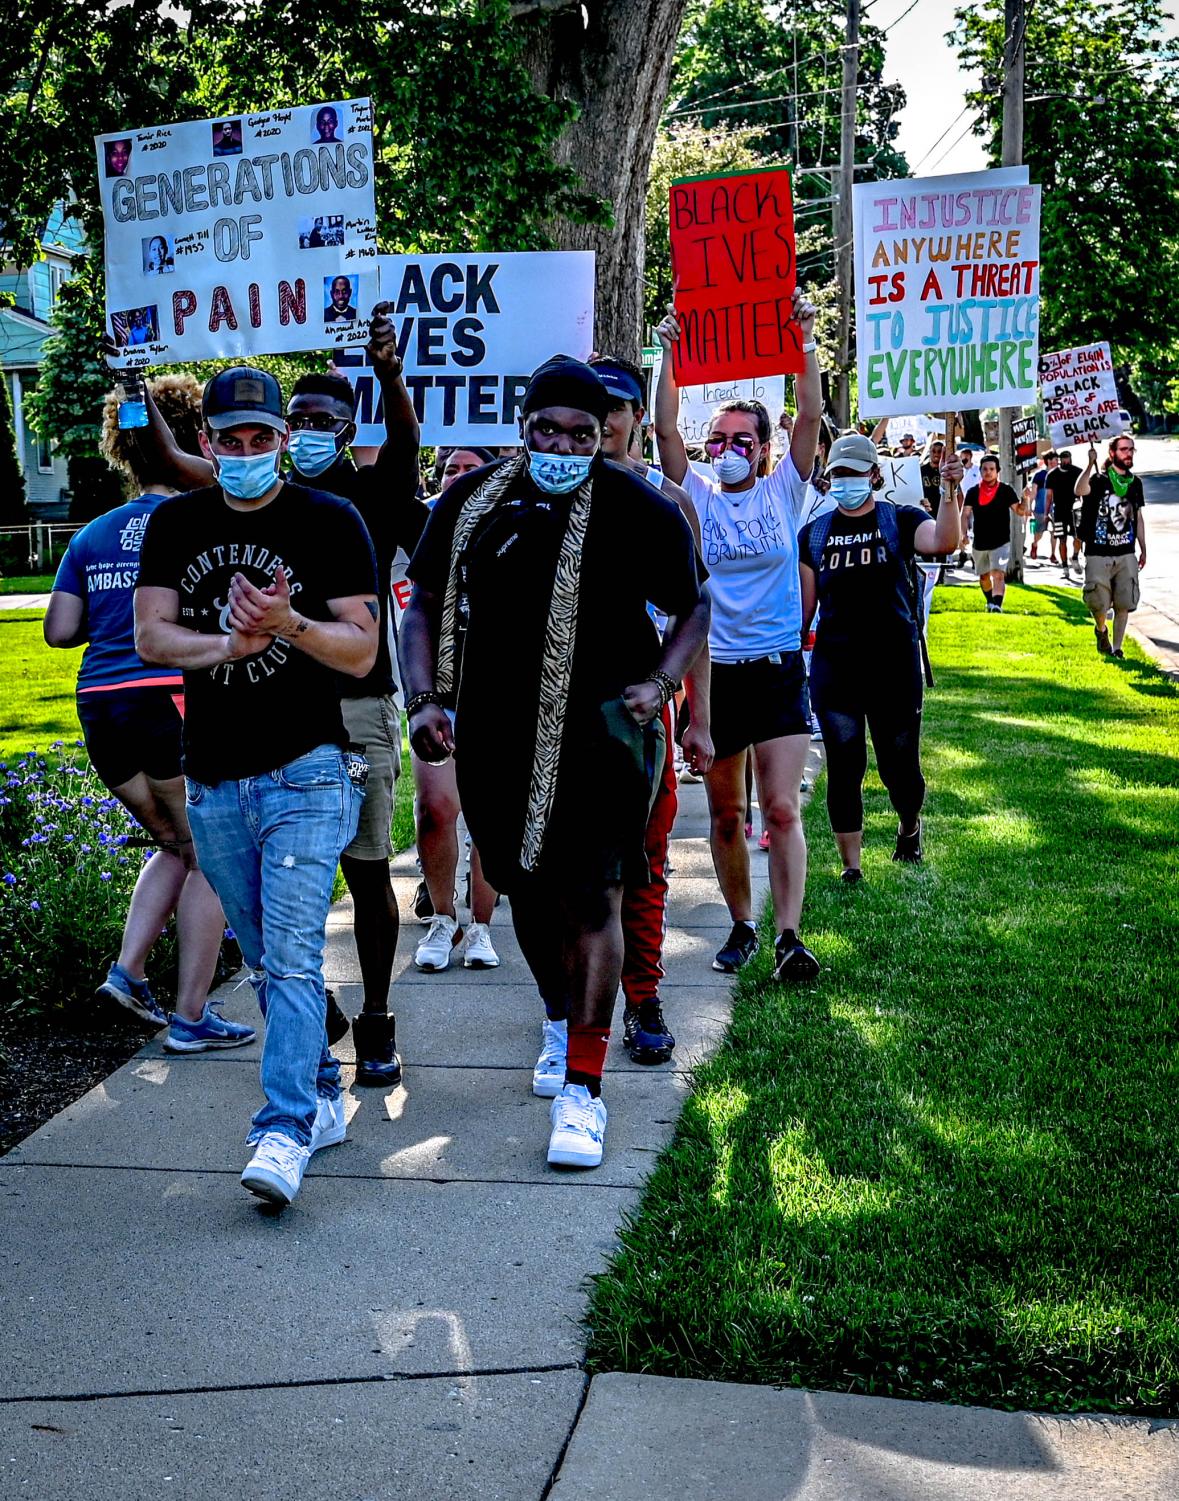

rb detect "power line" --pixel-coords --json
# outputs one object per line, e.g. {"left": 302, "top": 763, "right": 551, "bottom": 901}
{"left": 910, "top": 104, "right": 972, "bottom": 171}
{"left": 877, "top": 0, "right": 921, "bottom": 33}
{"left": 926, "top": 115, "right": 982, "bottom": 174}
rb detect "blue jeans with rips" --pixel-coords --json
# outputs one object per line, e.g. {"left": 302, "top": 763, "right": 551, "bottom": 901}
{"left": 186, "top": 744, "right": 363, "bottom": 1148}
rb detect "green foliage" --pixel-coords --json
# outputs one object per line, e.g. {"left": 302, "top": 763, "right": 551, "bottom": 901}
{"left": 589, "top": 584, "right": 1179, "bottom": 1414}
{"left": 953, "top": 0, "right": 1179, "bottom": 375}
{"left": 0, "top": 371, "right": 28, "bottom": 525}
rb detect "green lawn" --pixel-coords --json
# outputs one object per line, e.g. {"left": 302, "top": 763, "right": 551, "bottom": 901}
{"left": 0, "top": 608, "right": 416, "bottom": 852}
{"left": 0, "top": 574, "right": 55, "bottom": 595}
{"left": 588, "top": 582, "right": 1179, "bottom": 1417}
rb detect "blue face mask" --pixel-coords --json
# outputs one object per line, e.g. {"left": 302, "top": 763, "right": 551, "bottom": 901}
{"left": 215, "top": 449, "right": 282, "bottom": 501}
{"left": 526, "top": 447, "right": 594, "bottom": 495}
{"left": 828, "top": 476, "right": 874, "bottom": 511}
{"left": 288, "top": 429, "right": 343, "bottom": 478}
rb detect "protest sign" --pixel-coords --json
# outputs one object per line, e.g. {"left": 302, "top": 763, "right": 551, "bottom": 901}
{"left": 886, "top": 414, "right": 939, "bottom": 447}
{"left": 877, "top": 456, "right": 924, "bottom": 507}
{"left": 1038, "top": 342, "right": 1125, "bottom": 446}
{"left": 97, "top": 99, "right": 377, "bottom": 366}
{"left": 650, "top": 350, "right": 785, "bottom": 445}
{"left": 668, "top": 165, "right": 803, "bottom": 385}
{"left": 1012, "top": 414, "right": 1039, "bottom": 472}
{"left": 345, "top": 252, "right": 594, "bottom": 447}
{"left": 854, "top": 167, "right": 1041, "bottom": 418}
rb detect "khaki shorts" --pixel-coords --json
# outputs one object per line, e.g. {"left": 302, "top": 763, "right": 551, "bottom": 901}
{"left": 1083, "top": 553, "right": 1140, "bottom": 615}
{"left": 341, "top": 693, "right": 401, "bottom": 860}
{"left": 973, "top": 544, "right": 1010, "bottom": 575}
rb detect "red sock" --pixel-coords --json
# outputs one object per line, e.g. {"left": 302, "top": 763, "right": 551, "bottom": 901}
{"left": 566, "top": 1024, "right": 610, "bottom": 1096}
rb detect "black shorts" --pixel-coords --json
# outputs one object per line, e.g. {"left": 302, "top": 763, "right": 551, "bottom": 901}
{"left": 77, "top": 685, "right": 184, "bottom": 790}
{"left": 710, "top": 652, "right": 811, "bottom": 762}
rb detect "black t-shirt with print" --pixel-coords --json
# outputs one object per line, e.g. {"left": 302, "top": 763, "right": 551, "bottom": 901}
{"left": 919, "top": 462, "right": 942, "bottom": 516}
{"left": 965, "top": 482, "right": 1020, "bottom": 550}
{"left": 798, "top": 502, "right": 926, "bottom": 656}
{"left": 1079, "top": 472, "right": 1144, "bottom": 556}
{"left": 1045, "top": 464, "right": 1082, "bottom": 521}
{"left": 136, "top": 483, "right": 378, "bottom": 784}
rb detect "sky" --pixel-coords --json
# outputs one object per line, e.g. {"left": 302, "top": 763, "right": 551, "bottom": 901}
{"left": 880, "top": 0, "right": 989, "bottom": 178}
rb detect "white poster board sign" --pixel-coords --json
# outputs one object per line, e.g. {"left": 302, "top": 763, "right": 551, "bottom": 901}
{"left": 346, "top": 252, "right": 594, "bottom": 447}
{"left": 1038, "top": 343, "right": 1126, "bottom": 446}
{"left": 97, "top": 99, "right": 377, "bottom": 366}
{"left": 877, "top": 456, "right": 924, "bottom": 506}
{"left": 886, "top": 415, "right": 939, "bottom": 447}
{"left": 651, "top": 351, "right": 786, "bottom": 446}
{"left": 854, "top": 167, "right": 1041, "bottom": 417}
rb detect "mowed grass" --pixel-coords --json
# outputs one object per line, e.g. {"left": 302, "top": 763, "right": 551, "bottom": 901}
{"left": 0, "top": 608, "right": 416, "bottom": 852}
{"left": 0, "top": 574, "right": 55, "bottom": 595}
{"left": 588, "top": 582, "right": 1179, "bottom": 1416}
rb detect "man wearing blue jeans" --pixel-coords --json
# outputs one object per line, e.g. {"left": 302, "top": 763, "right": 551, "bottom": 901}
{"left": 135, "top": 366, "right": 378, "bottom": 1206}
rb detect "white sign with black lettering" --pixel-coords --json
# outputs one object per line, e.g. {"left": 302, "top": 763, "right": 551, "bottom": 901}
{"left": 96, "top": 99, "right": 377, "bottom": 365}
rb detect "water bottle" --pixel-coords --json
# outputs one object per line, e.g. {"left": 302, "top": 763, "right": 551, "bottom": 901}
{"left": 116, "top": 377, "right": 148, "bottom": 430}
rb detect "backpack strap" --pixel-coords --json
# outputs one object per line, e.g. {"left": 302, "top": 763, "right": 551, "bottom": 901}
{"left": 877, "top": 501, "right": 936, "bottom": 689}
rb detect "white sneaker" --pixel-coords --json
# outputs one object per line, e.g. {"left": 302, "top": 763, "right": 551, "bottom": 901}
{"left": 309, "top": 1095, "right": 346, "bottom": 1153}
{"left": 241, "top": 1132, "right": 310, "bottom": 1205}
{"left": 677, "top": 765, "right": 702, "bottom": 785}
{"left": 532, "top": 1019, "right": 567, "bottom": 1098}
{"left": 547, "top": 1083, "right": 607, "bottom": 1168}
{"left": 415, "top": 913, "right": 461, "bottom": 971}
{"left": 462, "top": 921, "right": 500, "bottom": 969}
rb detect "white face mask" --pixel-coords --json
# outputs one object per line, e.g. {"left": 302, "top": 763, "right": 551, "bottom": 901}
{"left": 712, "top": 449, "right": 752, "bottom": 485}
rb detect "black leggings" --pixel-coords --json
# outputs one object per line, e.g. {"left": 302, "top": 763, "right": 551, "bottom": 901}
{"left": 817, "top": 698, "right": 926, "bottom": 834}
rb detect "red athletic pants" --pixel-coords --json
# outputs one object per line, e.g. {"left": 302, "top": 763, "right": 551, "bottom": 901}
{"left": 620, "top": 704, "right": 678, "bottom": 1010}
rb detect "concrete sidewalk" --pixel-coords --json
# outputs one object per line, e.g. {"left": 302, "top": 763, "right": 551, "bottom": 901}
{"left": 0, "top": 773, "right": 780, "bottom": 1499}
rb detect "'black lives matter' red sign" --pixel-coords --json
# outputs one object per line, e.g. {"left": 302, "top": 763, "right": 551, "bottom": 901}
{"left": 669, "top": 165, "right": 802, "bottom": 385}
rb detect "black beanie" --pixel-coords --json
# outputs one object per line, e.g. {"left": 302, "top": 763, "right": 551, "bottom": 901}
{"left": 521, "top": 356, "right": 611, "bottom": 424}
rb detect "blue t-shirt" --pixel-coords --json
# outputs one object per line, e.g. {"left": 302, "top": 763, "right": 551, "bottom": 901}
{"left": 53, "top": 494, "right": 182, "bottom": 691}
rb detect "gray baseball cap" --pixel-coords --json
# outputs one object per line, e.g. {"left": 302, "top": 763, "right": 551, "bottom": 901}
{"left": 824, "top": 432, "right": 879, "bottom": 474}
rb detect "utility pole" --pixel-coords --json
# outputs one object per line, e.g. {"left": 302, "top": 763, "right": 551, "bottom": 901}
{"left": 833, "top": 0, "right": 859, "bottom": 430}
{"left": 1001, "top": 0, "right": 1026, "bottom": 579}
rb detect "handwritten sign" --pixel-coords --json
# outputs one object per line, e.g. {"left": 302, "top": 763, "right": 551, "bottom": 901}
{"left": 668, "top": 166, "right": 802, "bottom": 385}
{"left": 854, "top": 167, "right": 1041, "bottom": 417}
{"left": 1038, "top": 343, "right": 1125, "bottom": 447}
{"left": 344, "top": 252, "right": 594, "bottom": 447}
{"left": 877, "top": 456, "right": 924, "bottom": 507}
{"left": 650, "top": 350, "right": 785, "bottom": 446}
{"left": 96, "top": 99, "right": 377, "bottom": 365}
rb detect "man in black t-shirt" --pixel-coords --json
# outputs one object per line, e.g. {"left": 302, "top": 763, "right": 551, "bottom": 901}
{"left": 1045, "top": 449, "right": 1083, "bottom": 577}
{"left": 962, "top": 455, "right": 1026, "bottom": 613}
{"left": 1076, "top": 435, "right": 1148, "bottom": 657}
{"left": 135, "top": 366, "right": 379, "bottom": 1208}
{"left": 402, "top": 357, "right": 709, "bottom": 1172}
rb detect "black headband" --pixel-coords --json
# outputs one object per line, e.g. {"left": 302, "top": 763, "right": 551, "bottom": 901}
{"left": 522, "top": 356, "right": 611, "bottom": 424}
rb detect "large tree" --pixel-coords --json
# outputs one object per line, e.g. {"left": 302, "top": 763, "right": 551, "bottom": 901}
{"left": 954, "top": 0, "right": 1179, "bottom": 375}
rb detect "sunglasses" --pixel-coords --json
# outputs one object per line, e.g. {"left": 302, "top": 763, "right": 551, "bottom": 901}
{"left": 704, "top": 434, "right": 757, "bottom": 458}
{"left": 288, "top": 414, "right": 351, "bottom": 433}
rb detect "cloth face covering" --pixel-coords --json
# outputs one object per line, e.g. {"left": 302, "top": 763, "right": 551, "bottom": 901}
{"left": 215, "top": 451, "right": 281, "bottom": 501}
{"left": 527, "top": 448, "right": 594, "bottom": 495}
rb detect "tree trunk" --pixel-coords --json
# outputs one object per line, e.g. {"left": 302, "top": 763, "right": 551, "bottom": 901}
{"left": 518, "top": 0, "right": 689, "bottom": 362}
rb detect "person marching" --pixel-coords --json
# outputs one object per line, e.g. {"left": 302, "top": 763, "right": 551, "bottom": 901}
{"left": 402, "top": 357, "right": 708, "bottom": 1169}
{"left": 1075, "top": 435, "right": 1148, "bottom": 658}
{"left": 962, "top": 454, "right": 1026, "bottom": 613}
{"left": 799, "top": 434, "right": 964, "bottom": 879}
{"left": 653, "top": 291, "right": 824, "bottom": 984}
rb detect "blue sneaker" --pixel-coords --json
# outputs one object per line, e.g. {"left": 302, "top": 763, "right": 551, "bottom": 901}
{"left": 164, "top": 1003, "right": 256, "bottom": 1053}
{"left": 98, "top": 962, "right": 167, "bottom": 1028}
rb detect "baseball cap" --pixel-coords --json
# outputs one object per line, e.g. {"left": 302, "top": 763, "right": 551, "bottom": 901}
{"left": 590, "top": 359, "right": 645, "bottom": 409}
{"left": 202, "top": 366, "right": 285, "bottom": 432}
{"left": 825, "top": 432, "right": 879, "bottom": 474}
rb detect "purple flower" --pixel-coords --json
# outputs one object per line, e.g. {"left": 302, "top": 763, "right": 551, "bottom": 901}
{"left": 3, "top": 873, "right": 15, "bottom": 886}
{"left": 81, "top": 797, "right": 94, "bottom": 807}
{"left": 74, "top": 739, "right": 84, "bottom": 748}
{"left": 100, "top": 871, "right": 112, "bottom": 882}
{"left": 30, "top": 900, "right": 40, "bottom": 911}
{"left": 224, "top": 927, "right": 236, "bottom": 940}
{"left": 80, "top": 844, "right": 92, "bottom": 854}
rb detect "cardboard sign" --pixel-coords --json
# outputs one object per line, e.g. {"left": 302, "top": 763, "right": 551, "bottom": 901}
{"left": 650, "top": 350, "right": 785, "bottom": 446}
{"left": 97, "top": 100, "right": 378, "bottom": 366}
{"left": 343, "top": 251, "right": 594, "bottom": 447}
{"left": 1038, "top": 343, "right": 1125, "bottom": 446}
{"left": 854, "top": 167, "right": 1042, "bottom": 417}
{"left": 668, "top": 166, "right": 803, "bottom": 385}
{"left": 877, "top": 456, "right": 924, "bottom": 507}
{"left": 1012, "top": 414, "right": 1039, "bottom": 472}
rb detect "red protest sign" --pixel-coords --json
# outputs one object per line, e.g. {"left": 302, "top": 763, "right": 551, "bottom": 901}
{"left": 668, "top": 165, "right": 801, "bottom": 385}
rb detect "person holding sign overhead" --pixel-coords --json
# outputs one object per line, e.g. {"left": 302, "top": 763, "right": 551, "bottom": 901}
{"left": 654, "top": 290, "right": 824, "bottom": 985}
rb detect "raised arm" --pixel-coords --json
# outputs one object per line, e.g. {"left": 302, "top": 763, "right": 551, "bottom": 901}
{"left": 1075, "top": 444, "right": 1098, "bottom": 498}
{"left": 652, "top": 309, "right": 689, "bottom": 485}
{"left": 788, "top": 290, "right": 822, "bottom": 482}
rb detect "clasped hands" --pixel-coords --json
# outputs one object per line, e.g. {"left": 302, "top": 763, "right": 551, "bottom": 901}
{"left": 224, "top": 565, "right": 300, "bottom": 659}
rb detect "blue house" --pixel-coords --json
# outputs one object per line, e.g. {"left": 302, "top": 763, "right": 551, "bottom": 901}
{"left": 1, "top": 202, "right": 87, "bottom": 518}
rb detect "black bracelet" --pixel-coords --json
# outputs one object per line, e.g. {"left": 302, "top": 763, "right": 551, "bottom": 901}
{"left": 405, "top": 690, "right": 443, "bottom": 718}
{"left": 647, "top": 669, "right": 680, "bottom": 710}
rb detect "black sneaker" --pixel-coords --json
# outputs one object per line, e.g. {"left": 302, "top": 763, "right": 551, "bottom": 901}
{"left": 774, "top": 933, "right": 820, "bottom": 983}
{"left": 1111, "top": 648, "right": 1125, "bottom": 659}
{"left": 623, "top": 1001, "right": 675, "bottom": 1065}
{"left": 413, "top": 880, "right": 434, "bottom": 922}
{"left": 353, "top": 1012, "right": 403, "bottom": 1087}
{"left": 840, "top": 867, "right": 864, "bottom": 885}
{"left": 325, "top": 988, "right": 351, "bottom": 1046}
{"left": 893, "top": 825, "right": 923, "bottom": 864}
{"left": 713, "top": 922, "right": 760, "bottom": 973}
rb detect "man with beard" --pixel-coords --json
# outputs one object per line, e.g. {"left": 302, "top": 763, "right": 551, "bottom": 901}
{"left": 1075, "top": 435, "right": 1148, "bottom": 658}
{"left": 401, "top": 357, "right": 709, "bottom": 1169}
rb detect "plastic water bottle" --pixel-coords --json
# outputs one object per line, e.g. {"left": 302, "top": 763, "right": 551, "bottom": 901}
{"left": 116, "top": 377, "right": 148, "bottom": 430}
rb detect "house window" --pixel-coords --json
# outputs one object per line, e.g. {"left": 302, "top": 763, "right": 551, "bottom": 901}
{"left": 37, "top": 433, "right": 52, "bottom": 472}
{"left": 47, "top": 262, "right": 67, "bottom": 310}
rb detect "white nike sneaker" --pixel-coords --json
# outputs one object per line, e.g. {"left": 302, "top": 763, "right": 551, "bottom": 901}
{"left": 309, "top": 1094, "right": 346, "bottom": 1154}
{"left": 462, "top": 922, "right": 500, "bottom": 969}
{"left": 532, "top": 1019, "right": 567, "bottom": 1098}
{"left": 241, "top": 1132, "right": 310, "bottom": 1205}
{"left": 415, "top": 913, "right": 461, "bottom": 972}
{"left": 547, "top": 1083, "right": 607, "bottom": 1169}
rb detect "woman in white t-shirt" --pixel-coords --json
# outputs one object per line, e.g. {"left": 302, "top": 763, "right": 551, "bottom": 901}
{"left": 653, "top": 292, "right": 824, "bottom": 985}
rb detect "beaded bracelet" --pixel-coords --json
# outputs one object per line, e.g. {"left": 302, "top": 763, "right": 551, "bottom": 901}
{"left": 647, "top": 669, "right": 680, "bottom": 710}
{"left": 405, "top": 690, "right": 444, "bottom": 717}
